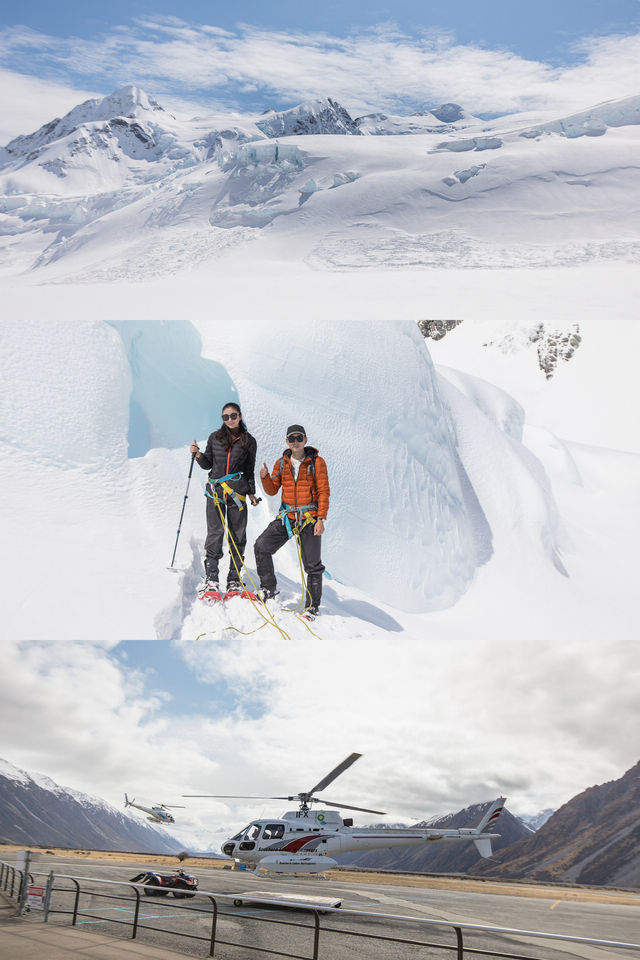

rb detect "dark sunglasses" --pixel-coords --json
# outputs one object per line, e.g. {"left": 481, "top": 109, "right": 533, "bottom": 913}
{"left": 222, "top": 412, "right": 240, "bottom": 421}
{"left": 287, "top": 433, "right": 305, "bottom": 443}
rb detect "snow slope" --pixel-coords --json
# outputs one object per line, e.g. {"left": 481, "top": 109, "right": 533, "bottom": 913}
{"left": 0, "top": 87, "right": 639, "bottom": 841}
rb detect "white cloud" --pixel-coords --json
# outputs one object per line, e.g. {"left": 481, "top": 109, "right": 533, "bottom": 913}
{"left": 0, "top": 69, "right": 97, "bottom": 144}
{"left": 0, "top": 19, "right": 639, "bottom": 139}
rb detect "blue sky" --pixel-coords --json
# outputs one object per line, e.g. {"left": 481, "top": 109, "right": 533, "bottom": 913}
{"left": 4, "top": 0, "right": 640, "bottom": 63}
{"left": 1, "top": 0, "right": 639, "bottom": 140}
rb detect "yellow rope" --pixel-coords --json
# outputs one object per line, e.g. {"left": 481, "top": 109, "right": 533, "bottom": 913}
{"left": 210, "top": 497, "right": 293, "bottom": 642}
{"left": 198, "top": 493, "right": 326, "bottom": 642}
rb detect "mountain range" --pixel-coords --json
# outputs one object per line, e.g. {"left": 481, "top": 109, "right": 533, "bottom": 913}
{"left": 0, "top": 759, "right": 182, "bottom": 854}
{"left": 2, "top": 84, "right": 639, "bottom": 284}
{"left": 333, "top": 762, "right": 640, "bottom": 886}
{"left": 472, "top": 759, "right": 640, "bottom": 887}
{"left": 3, "top": 756, "right": 639, "bottom": 886}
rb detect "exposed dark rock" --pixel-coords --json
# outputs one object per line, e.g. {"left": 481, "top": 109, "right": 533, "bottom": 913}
{"left": 417, "top": 317, "right": 464, "bottom": 341}
{"left": 529, "top": 323, "right": 581, "bottom": 379}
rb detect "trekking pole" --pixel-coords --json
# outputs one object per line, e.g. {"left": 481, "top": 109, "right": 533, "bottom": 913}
{"left": 168, "top": 452, "right": 196, "bottom": 570}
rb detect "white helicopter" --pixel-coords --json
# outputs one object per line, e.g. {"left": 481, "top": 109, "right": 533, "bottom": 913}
{"left": 124, "top": 794, "right": 185, "bottom": 825}
{"left": 185, "top": 753, "right": 506, "bottom": 875}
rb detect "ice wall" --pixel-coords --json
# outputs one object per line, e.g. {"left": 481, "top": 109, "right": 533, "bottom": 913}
{"left": 197, "top": 309, "right": 485, "bottom": 612}
{"left": 107, "top": 317, "right": 238, "bottom": 457}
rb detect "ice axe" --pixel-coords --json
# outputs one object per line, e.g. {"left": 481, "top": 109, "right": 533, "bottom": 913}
{"left": 168, "top": 452, "right": 196, "bottom": 570}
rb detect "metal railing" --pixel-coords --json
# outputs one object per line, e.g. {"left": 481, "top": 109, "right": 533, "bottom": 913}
{"left": 0, "top": 860, "right": 32, "bottom": 901}
{"left": 2, "top": 861, "right": 640, "bottom": 960}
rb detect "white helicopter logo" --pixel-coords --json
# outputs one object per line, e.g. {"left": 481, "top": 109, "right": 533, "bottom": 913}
{"left": 124, "top": 794, "right": 185, "bottom": 825}
{"left": 185, "top": 753, "right": 506, "bottom": 875}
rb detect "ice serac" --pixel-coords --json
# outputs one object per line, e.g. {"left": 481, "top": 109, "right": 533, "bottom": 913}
{"left": 229, "top": 315, "right": 485, "bottom": 612}
{"left": 519, "top": 94, "right": 640, "bottom": 140}
{"left": 256, "top": 98, "right": 361, "bottom": 137}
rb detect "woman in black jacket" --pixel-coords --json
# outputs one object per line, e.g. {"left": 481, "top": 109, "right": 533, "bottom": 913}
{"left": 190, "top": 402, "right": 258, "bottom": 595}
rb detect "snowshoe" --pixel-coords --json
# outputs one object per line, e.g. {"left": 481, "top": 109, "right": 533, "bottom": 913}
{"left": 198, "top": 580, "right": 223, "bottom": 603}
{"left": 300, "top": 606, "right": 320, "bottom": 622}
{"left": 257, "top": 588, "right": 279, "bottom": 603}
{"left": 224, "top": 583, "right": 258, "bottom": 602}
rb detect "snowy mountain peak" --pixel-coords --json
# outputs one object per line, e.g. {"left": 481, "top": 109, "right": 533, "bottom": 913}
{"left": 255, "top": 97, "right": 361, "bottom": 137}
{"left": 4, "top": 85, "right": 166, "bottom": 156}
{"left": 428, "top": 103, "right": 467, "bottom": 123}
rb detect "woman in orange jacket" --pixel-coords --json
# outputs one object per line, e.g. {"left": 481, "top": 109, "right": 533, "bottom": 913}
{"left": 254, "top": 424, "right": 330, "bottom": 617}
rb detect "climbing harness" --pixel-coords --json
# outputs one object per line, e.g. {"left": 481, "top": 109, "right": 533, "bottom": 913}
{"left": 197, "top": 448, "right": 324, "bottom": 641}
{"left": 278, "top": 503, "right": 317, "bottom": 539}
{"left": 205, "top": 471, "right": 246, "bottom": 510}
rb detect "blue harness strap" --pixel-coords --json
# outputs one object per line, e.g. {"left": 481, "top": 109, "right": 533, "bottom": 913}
{"left": 278, "top": 502, "right": 318, "bottom": 539}
{"left": 205, "top": 472, "right": 245, "bottom": 509}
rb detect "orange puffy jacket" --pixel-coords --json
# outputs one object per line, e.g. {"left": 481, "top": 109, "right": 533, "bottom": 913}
{"left": 261, "top": 447, "right": 330, "bottom": 520}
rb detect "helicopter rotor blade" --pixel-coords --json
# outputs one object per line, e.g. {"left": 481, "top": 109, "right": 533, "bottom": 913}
{"left": 182, "top": 794, "right": 291, "bottom": 800}
{"left": 307, "top": 752, "right": 362, "bottom": 795}
{"left": 315, "top": 798, "right": 386, "bottom": 815}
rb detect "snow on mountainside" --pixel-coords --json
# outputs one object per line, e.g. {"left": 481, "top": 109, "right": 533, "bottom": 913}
{"left": 2, "top": 86, "right": 640, "bottom": 285}
{"left": 518, "top": 810, "right": 554, "bottom": 831}
{"left": 0, "top": 759, "right": 183, "bottom": 852}
{"left": 4, "top": 86, "right": 167, "bottom": 159}
{"left": 256, "top": 98, "right": 361, "bottom": 137}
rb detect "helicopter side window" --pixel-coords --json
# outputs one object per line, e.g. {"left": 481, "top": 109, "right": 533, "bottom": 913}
{"left": 249, "top": 824, "right": 261, "bottom": 840}
{"left": 262, "top": 824, "right": 284, "bottom": 840}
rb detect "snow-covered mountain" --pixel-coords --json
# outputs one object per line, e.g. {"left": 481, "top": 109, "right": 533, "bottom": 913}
{"left": 518, "top": 809, "right": 555, "bottom": 831}
{"left": 2, "top": 86, "right": 639, "bottom": 283}
{"left": 256, "top": 97, "right": 361, "bottom": 137}
{"left": 0, "top": 84, "right": 638, "bottom": 839}
{"left": 0, "top": 759, "right": 183, "bottom": 853}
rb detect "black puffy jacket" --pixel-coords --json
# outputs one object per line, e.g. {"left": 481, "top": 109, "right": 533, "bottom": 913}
{"left": 197, "top": 431, "right": 257, "bottom": 496}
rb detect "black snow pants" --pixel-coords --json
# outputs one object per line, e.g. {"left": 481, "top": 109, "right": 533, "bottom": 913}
{"left": 205, "top": 494, "right": 248, "bottom": 586}
{"left": 254, "top": 517, "right": 325, "bottom": 607}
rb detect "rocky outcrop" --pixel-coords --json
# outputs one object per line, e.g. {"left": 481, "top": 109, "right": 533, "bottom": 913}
{"left": 483, "top": 323, "right": 581, "bottom": 379}
{"left": 530, "top": 323, "right": 582, "bottom": 379}
{"left": 417, "top": 317, "right": 464, "bottom": 341}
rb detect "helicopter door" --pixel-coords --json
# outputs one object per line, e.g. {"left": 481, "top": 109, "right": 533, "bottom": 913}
{"left": 238, "top": 822, "right": 262, "bottom": 850}
{"left": 261, "top": 824, "right": 285, "bottom": 840}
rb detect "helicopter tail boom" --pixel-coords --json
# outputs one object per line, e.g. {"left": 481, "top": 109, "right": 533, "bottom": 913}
{"left": 475, "top": 797, "right": 506, "bottom": 833}
{"left": 473, "top": 837, "right": 493, "bottom": 857}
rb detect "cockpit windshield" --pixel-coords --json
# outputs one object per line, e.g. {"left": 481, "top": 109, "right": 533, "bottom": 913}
{"left": 232, "top": 822, "right": 263, "bottom": 842}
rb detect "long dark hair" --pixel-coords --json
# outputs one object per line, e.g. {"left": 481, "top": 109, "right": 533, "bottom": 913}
{"left": 214, "top": 401, "right": 250, "bottom": 449}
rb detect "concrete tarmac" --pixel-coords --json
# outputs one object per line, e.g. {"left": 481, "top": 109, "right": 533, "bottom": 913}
{"left": 0, "top": 894, "right": 188, "bottom": 959}
{"left": 2, "top": 852, "right": 639, "bottom": 960}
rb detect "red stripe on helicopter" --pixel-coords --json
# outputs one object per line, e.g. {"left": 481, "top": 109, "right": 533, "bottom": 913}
{"left": 282, "top": 835, "right": 323, "bottom": 853}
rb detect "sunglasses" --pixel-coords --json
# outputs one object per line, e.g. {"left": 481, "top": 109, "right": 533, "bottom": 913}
{"left": 222, "top": 412, "right": 240, "bottom": 421}
{"left": 287, "top": 433, "right": 305, "bottom": 443}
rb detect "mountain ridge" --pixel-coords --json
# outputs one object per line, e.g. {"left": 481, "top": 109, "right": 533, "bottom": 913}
{"left": 0, "top": 759, "right": 184, "bottom": 854}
